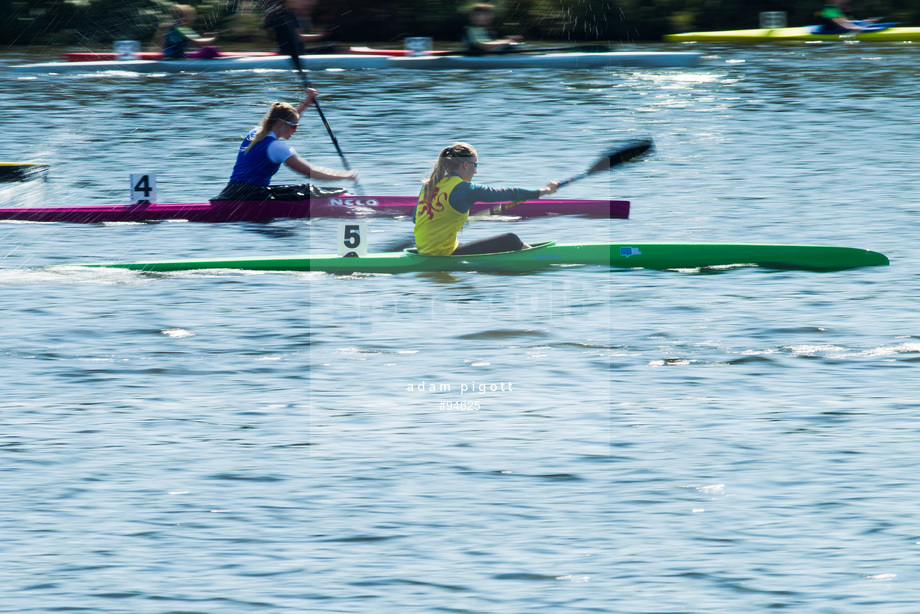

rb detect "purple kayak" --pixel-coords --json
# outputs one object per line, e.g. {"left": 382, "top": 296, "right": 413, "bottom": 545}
{"left": 0, "top": 195, "right": 628, "bottom": 223}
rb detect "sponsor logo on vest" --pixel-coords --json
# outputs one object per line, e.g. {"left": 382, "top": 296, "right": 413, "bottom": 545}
{"left": 329, "top": 198, "right": 379, "bottom": 207}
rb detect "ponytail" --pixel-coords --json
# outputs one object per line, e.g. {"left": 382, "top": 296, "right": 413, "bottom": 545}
{"left": 244, "top": 101, "right": 299, "bottom": 154}
{"left": 421, "top": 142, "right": 477, "bottom": 202}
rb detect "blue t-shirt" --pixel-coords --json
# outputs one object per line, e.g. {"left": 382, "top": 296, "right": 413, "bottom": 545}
{"left": 228, "top": 130, "right": 295, "bottom": 186}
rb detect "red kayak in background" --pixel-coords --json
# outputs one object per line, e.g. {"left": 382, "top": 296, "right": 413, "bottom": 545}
{"left": 59, "top": 47, "right": 450, "bottom": 62}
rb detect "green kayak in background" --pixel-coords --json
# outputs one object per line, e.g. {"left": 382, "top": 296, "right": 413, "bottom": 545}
{"left": 78, "top": 241, "right": 889, "bottom": 275}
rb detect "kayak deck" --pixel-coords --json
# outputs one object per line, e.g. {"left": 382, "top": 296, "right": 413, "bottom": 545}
{"left": 0, "top": 196, "right": 627, "bottom": 223}
{"left": 81, "top": 242, "right": 890, "bottom": 274}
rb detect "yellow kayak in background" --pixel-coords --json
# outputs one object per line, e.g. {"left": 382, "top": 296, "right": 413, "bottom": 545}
{"left": 665, "top": 26, "right": 920, "bottom": 43}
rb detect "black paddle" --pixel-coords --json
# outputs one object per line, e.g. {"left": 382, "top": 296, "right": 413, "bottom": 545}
{"left": 560, "top": 138, "right": 654, "bottom": 185}
{"left": 383, "top": 139, "right": 654, "bottom": 251}
{"left": 282, "top": 22, "right": 364, "bottom": 193}
{"left": 473, "top": 138, "right": 654, "bottom": 219}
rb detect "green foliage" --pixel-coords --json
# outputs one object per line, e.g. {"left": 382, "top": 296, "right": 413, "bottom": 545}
{"left": 3, "top": 0, "right": 920, "bottom": 46}
{"left": 0, "top": 0, "right": 240, "bottom": 46}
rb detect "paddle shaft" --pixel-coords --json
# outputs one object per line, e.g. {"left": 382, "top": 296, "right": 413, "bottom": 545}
{"left": 287, "top": 35, "right": 364, "bottom": 193}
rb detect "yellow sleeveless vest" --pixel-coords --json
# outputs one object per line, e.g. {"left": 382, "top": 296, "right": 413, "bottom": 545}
{"left": 414, "top": 176, "right": 468, "bottom": 256}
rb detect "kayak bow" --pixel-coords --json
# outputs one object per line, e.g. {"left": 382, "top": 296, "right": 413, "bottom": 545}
{"left": 80, "top": 241, "right": 889, "bottom": 274}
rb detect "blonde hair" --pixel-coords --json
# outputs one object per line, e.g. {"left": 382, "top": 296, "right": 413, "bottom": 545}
{"left": 171, "top": 4, "right": 196, "bottom": 21}
{"left": 421, "top": 142, "right": 477, "bottom": 202}
{"left": 245, "top": 101, "right": 300, "bottom": 154}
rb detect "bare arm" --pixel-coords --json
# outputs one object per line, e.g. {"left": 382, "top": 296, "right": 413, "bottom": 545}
{"left": 284, "top": 155, "right": 358, "bottom": 182}
{"left": 473, "top": 36, "right": 523, "bottom": 52}
{"left": 296, "top": 88, "right": 317, "bottom": 115}
{"left": 830, "top": 16, "right": 864, "bottom": 30}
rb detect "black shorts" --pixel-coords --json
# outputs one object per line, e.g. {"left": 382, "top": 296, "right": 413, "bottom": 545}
{"left": 212, "top": 182, "right": 309, "bottom": 202}
{"left": 211, "top": 182, "right": 347, "bottom": 202}
{"left": 452, "top": 233, "right": 526, "bottom": 255}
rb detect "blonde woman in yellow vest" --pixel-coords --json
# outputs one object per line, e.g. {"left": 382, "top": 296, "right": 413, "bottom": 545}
{"left": 413, "top": 143, "right": 558, "bottom": 256}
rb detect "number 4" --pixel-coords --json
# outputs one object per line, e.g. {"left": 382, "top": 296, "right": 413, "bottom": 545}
{"left": 129, "top": 173, "right": 156, "bottom": 204}
{"left": 133, "top": 175, "right": 152, "bottom": 197}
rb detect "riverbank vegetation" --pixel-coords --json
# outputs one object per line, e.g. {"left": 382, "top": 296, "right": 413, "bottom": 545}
{"left": 2, "top": 0, "right": 919, "bottom": 47}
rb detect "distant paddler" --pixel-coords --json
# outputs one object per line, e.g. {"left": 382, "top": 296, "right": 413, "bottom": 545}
{"left": 157, "top": 4, "right": 221, "bottom": 59}
{"left": 413, "top": 143, "right": 558, "bottom": 256}
{"left": 213, "top": 88, "right": 358, "bottom": 202}
{"left": 257, "top": 0, "right": 339, "bottom": 55}
{"left": 815, "top": 0, "right": 880, "bottom": 33}
{"left": 462, "top": 3, "right": 524, "bottom": 54}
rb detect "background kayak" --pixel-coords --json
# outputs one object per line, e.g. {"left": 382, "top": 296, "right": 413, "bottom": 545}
{"left": 388, "top": 52, "right": 701, "bottom": 69}
{"left": 58, "top": 47, "right": 454, "bottom": 62}
{"left": 8, "top": 51, "right": 701, "bottom": 73}
{"left": 664, "top": 26, "right": 920, "bottom": 43}
{"left": 61, "top": 50, "right": 280, "bottom": 61}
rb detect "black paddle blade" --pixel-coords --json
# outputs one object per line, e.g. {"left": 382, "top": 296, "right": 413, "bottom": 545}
{"left": 587, "top": 139, "right": 654, "bottom": 175}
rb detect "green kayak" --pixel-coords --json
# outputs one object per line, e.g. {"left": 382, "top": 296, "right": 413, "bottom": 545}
{"left": 80, "top": 241, "right": 889, "bottom": 274}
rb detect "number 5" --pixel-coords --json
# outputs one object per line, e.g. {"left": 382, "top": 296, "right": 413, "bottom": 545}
{"left": 337, "top": 221, "right": 368, "bottom": 257}
{"left": 343, "top": 224, "right": 361, "bottom": 248}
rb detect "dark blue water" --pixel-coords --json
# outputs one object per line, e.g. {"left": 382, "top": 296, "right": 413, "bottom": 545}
{"left": 2, "top": 42, "right": 920, "bottom": 612}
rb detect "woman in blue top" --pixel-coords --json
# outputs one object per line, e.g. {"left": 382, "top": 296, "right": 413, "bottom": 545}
{"left": 213, "top": 89, "right": 358, "bottom": 202}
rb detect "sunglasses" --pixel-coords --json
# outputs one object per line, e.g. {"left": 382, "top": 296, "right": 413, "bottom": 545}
{"left": 282, "top": 119, "right": 299, "bottom": 128}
